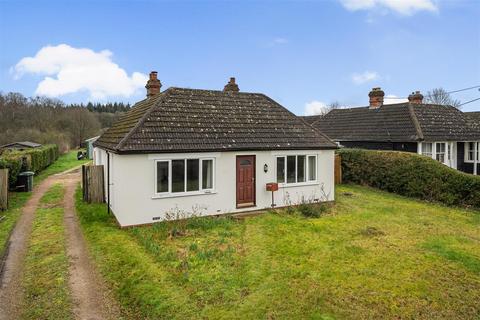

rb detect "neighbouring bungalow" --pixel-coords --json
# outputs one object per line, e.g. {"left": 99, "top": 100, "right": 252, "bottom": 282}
{"left": 93, "top": 72, "right": 337, "bottom": 227}
{"left": 0, "top": 141, "right": 42, "bottom": 152}
{"left": 303, "top": 88, "right": 480, "bottom": 175}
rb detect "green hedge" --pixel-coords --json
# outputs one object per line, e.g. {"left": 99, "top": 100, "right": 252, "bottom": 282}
{"left": 338, "top": 148, "right": 480, "bottom": 209}
{"left": 0, "top": 144, "right": 59, "bottom": 187}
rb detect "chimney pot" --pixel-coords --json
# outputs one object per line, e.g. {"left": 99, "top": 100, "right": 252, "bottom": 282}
{"left": 408, "top": 90, "right": 424, "bottom": 104}
{"left": 223, "top": 77, "right": 240, "bottom": 92}
{"left": 368, "top": 87, "right": 385, "bottom": 109}
{"left": 146, "top": 71, "right": 162, "bottom": 97}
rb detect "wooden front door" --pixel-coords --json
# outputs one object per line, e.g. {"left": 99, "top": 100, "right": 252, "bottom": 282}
{"left": 236, "top": 155, "right": 256, "bottom": 208}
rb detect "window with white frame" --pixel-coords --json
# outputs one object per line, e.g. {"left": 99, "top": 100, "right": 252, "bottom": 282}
{"left": 435, "top": 142, "right": 446, "bottom": 163}
{"left": 155, "top": 158, "right": 214, "bottom": 195}
{"left": 465, "top": 142, "right": 479, "bottom": 162}
{"left": 421, "top": 142, "right": 433, "bottom": 157}
{"left": 276, "top": 155, "right": 317, "bottom": 184}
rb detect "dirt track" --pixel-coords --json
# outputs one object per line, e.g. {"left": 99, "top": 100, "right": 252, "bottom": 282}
{"left": 0, "top": 169, "right": 121, "bottom": 320}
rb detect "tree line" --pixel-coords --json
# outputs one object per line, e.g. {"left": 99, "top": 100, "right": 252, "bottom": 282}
{"left": 0, "top": 92, "right": 131, "bottom": 152}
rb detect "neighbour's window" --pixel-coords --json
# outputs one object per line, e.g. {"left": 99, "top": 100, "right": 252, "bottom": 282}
{"left": 465, "top": 142, "right": 479, "bottom": 162}
{"left": 422, "top": 143, "right": 433, "bottom": 157}
{"left": 435, "top": 143, "right": 446, "bottom": 163}
{"left": 276, "top": 155, "right": 317, "bottom": 184}
{"left": 155, "top": 158, "right": 214, "bottom": 194}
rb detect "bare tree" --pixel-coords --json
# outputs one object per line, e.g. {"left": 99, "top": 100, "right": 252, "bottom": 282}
{"left": 425, "top": 88, "right": 461, "bottom": 109}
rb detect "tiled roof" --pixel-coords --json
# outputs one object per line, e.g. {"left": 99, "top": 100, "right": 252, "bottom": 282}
{"left": 307, "top": 103, "right": 480, "bottom": 142}
{"left": 95, "top": 87, "right": 337, "bottom": 153}
{"left": 466, "top": 111, "right": 480, "bottom": 124}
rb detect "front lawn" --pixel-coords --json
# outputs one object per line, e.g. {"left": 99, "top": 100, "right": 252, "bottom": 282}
{"left": 76, "top": 185, "right": 480, "bottom": 319}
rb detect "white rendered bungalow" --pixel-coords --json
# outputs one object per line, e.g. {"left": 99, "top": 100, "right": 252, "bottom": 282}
{"left": 93, "top": 73, "right": 337, "bottom": 227}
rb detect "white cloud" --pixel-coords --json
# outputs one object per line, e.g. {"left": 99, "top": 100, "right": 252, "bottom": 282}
{"left": 339, "top": 0, "right": 438, "bottom": 15}
{"left": 384, "top": 94, "right": 408, "bottom": 104}
{"left": 304, "top": 100, "right": 329, "bottom": 116}
{"left": 267, "top": 37, "right": 289, "bottom": 47}
{"left": 13, "top": 44, "right": 148, "bottom": 99}
{"left": 351, "top": 71, "right": 380, "bottom": 85}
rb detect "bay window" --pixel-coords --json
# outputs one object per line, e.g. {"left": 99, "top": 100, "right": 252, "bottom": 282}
{"left": 276, "top": 155, "right": 317, "bottom": 185}
{"left": 155, "top": 158, "right": 214, "bottom": 195}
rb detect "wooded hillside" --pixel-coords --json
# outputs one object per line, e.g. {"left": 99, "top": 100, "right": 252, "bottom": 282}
{"left": 0, "top": 92, "right": 130, "bottom": 152}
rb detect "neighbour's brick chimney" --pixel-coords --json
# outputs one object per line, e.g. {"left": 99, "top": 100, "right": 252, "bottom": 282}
{"left": 368, "top": 87, "right": 385, "bottom": 109}
{"left": 408, "top": 91, "right": 424, "bottom": 104}
{"left": 223, "top": 77, "right": 240, "bottom": 92}
{"left": 146, "top": 71, "right": 162, "bottom": 97}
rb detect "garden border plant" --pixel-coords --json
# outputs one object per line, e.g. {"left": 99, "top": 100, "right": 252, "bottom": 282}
{"left": 0, "top": 144, "right": 59, "bottom": 188}
{"left": 338, "top": 148, "right": 480, "bottom": 209}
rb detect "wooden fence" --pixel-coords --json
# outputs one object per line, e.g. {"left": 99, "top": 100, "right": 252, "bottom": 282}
{"left": 334, "top": 154, "right": 342, "bottom": 184}
{"left": 0, "top": 169, "right": 8, "bottom": 211}
{"left": 82, "top": 165, "right": 105, "bottom": 203}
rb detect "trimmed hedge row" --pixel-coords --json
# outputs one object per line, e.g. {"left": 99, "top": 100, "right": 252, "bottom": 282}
{"left": 0, "top": 144, "right": 59, "bottom": 187}
{"left": 338, "top": 148, "right": 480, "bottom": 209}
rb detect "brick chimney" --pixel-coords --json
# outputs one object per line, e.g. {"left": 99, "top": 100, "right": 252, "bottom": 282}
{"left": 146, "top": 71, "right": 162, "bottom": 97}
{"left": 223, "top": 77, "right": 239, "bottom": 92}
{"left": 408, "top": 91, "right": 424, "bottom": 104}
{"left": 368, "top": 87, "right": 385, "bottom": 109}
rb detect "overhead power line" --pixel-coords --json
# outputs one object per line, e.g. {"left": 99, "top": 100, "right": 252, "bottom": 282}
{"left": 459, "top": 97, "right": 480, "bottom": 107}
{"left": 385, "top": 85, "right": 480, "bottom": 100}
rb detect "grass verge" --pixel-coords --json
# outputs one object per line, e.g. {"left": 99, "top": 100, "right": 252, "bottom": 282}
{"left": 76, "top": 184, "right": 480, "bottom": 319}
{"left": 20, "top": 183, "right": 72, "bottom": 320}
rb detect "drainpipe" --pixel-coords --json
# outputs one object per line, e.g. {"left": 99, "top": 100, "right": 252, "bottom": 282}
{"left": 107, "top": 152, "right": 111, "bottom": 214}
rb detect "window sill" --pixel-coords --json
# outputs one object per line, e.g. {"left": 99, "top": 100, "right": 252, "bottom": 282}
{"left": 152, "top": 190, "right": 217, "bottom": 199}
{"left": 279, "top": 181, "right": 319, "bottom": 188}
{"left": 464, "top": 160, "right": 479, "bottom": 163}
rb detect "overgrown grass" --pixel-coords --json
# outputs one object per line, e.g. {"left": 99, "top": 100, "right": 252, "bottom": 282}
{"left": 76, "top": 185, "right": 480, "bottom": 319}
{"left": 20, "top": 184, "right": 73, "bottom": 320}
{"left": 35, "top": 149, "right": 90, "bottom": 183}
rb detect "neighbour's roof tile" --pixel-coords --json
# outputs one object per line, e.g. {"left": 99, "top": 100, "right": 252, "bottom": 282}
{"left": 306, "top": 103, "right": 480, "bottom": 142}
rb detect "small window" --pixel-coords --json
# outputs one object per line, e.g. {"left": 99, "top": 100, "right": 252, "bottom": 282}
{"left": 156, "top": 161, "right": 169, "bottom": 193}
{"left": 436, "top": 143, "right": 445, "bottom": 163}
{"left": 202, "top": 159, "right": 213, "bottom": 189}
{"left": 240, "top": 159, "right": 251, "bottom": 166}
{"left": 308, "top": 156, "right": 316, "bottom": 181}
{"left": 422, "top": 143, "right": 433, "bottom": 158}
{"left": 276, "top": 157, "right": 285, "bottom": 183}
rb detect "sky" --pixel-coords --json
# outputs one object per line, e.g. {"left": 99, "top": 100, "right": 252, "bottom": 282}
{"left": 1, "top": 0, "right": 479, "bottom": 115}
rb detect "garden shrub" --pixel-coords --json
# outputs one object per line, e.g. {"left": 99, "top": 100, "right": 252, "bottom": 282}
{"left": 0, "top": 144, "right": 59, "bottom": 188}
{"left": 338, "top": 148, "right": 480, "bottom": 209}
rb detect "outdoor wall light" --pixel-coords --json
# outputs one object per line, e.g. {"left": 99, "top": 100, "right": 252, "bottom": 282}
{"left": 264, "top": 164, "right": 268, "bottom": 173}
